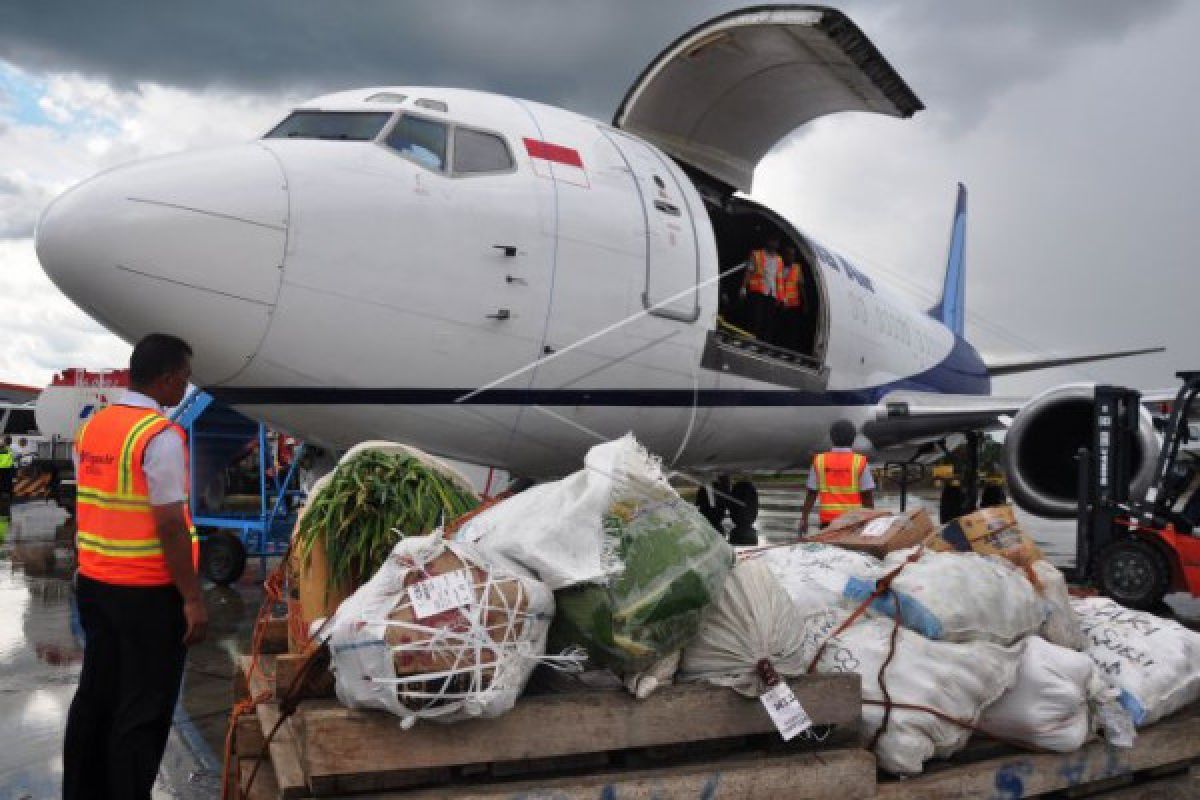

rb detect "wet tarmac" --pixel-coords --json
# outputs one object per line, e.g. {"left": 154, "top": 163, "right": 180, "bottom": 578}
{"left": 0, "top": 500, "right": 269, "bottom": 799}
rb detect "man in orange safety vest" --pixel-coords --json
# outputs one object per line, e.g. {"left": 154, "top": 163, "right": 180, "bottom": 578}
{"left": 739, "top": 235, "right": 784, "bottom": 343}
{"left": 798, "top": 419, "right": 875, "bottom": 536}
{"left": 64, "top": 333, "right": 207, "bottom": 800}
{"left": 775, "top": 244, "right": 806, "bottom": 351}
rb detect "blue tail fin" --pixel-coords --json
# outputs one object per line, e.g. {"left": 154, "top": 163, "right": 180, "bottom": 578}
{"left": 929, "top": 183, "right": 967, "bottom": 337}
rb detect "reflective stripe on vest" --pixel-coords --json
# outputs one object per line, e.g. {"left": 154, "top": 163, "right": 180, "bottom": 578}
{"left": 777, "top": 264, "right": 803, "bottom": 309}
{"left": 746, "top": 250, "right": 771, "bottom": 295}
{"left": 75, "top": 405, "right": 198, "bottom": 586}
{"left": 815, "top": 451, "right": 866, "bottom": 524}
{"left": 0, "top": 450, "right": 12, "bottom": 469}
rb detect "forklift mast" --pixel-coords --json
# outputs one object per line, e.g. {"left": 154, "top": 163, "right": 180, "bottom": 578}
{"left": 1075, "top": 385, "right": 1142, "bottom": 580}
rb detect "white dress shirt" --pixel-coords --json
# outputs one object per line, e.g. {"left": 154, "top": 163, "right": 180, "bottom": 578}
{"left": 113, "top": 390, "right": 188, "bottom": 506}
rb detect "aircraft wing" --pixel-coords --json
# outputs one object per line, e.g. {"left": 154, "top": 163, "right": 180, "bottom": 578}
{"left": 865, "top": 383, "right": 1200, "bottom": 452}
{"left": 862, "top": 391, "right": 1024, "bottom": 449}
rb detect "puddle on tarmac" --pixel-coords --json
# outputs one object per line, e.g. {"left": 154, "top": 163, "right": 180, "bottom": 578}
{"left": 0, "top": 500, "right": 267, "bottom": 799}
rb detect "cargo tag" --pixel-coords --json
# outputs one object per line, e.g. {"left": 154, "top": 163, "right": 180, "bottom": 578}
{"left": 408, "top": 569, "right": 475, "bottom": 619}
{"left": 760, "top": 682, "right": 813, "bottom": 741}
{"left": 861, "top": 516, "right": 897, "bottom": 538}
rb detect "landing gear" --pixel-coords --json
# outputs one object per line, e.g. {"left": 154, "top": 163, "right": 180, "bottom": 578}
{"left": 694, "top": 486, "right": 724, "bottom": 531}
{"left": 201, "top": 530, "right": 247, "bottom": 586}
{"left": 728, "top": 480, "right": 759, "bottom": 546}
{"left": 981, "top": 484, "right": 1007, "bottom": 508}
{"left": 691, "top": 476, "right": 760, "bottom": 545}
{"left": 939, "top": 484, "right": 965, "bottom": 525}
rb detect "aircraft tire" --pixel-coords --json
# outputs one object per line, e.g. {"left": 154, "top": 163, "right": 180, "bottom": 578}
{"left": 1096, "top": 536, "right": 1171, "bottom": 611}
{"left": 729, "top": 480, "right": 759, "bottom": 528}
{"left": 981, "top": 485, "right": 1008, "bottom": 508}
{"left": 694, "top": 487, "right": 725, "bottom": 531}
{"left": 201, "top": 530, "right": 247, "bottom": 587}
{"left": 939, "top": 484, "right": 965, "bottom": 524}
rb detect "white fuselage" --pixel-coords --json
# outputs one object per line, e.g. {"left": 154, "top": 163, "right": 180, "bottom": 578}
{"left": 36, "top": 87, "right": 980, "bottom": 476}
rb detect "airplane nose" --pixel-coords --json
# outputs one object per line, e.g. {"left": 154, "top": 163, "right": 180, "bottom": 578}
{"left": 36, "top": 144, "right": 289, "bottom": 384}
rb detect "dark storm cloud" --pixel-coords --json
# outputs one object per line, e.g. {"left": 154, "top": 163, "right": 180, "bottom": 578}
{"left": 857, "top": 0, "right": 1183, "bottom": 128}
{"left": 0, "top": 1, "right": 1183, "bottom": 123}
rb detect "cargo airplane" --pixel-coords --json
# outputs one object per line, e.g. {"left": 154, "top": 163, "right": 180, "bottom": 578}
{"left": 35, "top": 6, "right": 1164, "bottom": 530}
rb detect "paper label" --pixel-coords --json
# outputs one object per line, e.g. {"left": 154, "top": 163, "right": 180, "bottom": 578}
{"left": 860, "top": 516, "right": 897, "bottom": 539}
{"left": 408, "top": 569, "right": 475, "bottom": 619}
{"left": 760, "top": 682, "right": 813, "bottom": 741}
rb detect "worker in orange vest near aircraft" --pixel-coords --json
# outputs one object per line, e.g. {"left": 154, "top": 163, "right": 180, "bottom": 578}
{"left": 775, "top": 244, "right": 806, "bottom": 351}
{"left": 739, "top": 235, "right": 784, "bottom": 343}
{"left": 797, "top": 419, "right": 875, "bottom": 535}
{"left": 63, "top": 333, "right": 207, "bottom": 800}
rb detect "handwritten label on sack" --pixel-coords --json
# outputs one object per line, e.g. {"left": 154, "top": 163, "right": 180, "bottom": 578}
{"left": 860, "top": 516, "right": 897, "bottom": 539}
{"left": 408, "top": 569, "right": 474, "bottom": 619}
{"left": 760, "top": 682, "right": 813, "bottom": 741}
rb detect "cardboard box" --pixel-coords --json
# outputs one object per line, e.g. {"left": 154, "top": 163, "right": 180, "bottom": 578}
{"left": 812, "top": 508, "right": 935, "bottom": 558}
{"left": 926, "top": 504, "right": 1043, "bottom": 567}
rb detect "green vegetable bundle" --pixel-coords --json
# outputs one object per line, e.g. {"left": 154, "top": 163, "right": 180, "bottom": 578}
{"left": 549, "top": 490, "right": 734, "bottom": 673}
{"left": 295, "top": 449, "right": 479, "bottom": 591}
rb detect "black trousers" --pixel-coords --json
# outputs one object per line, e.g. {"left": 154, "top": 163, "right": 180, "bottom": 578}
{"left": 0, "top": 466, "right": 13, "bottom": 496}
{"left": 64, "top": 574, "right": 187, "bottom": 800}
{"left": 745, "top": 292, "right": 777, "bottom": 343}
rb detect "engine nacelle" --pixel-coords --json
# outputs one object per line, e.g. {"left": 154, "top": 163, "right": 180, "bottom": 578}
{"left": 1002, "top": 384, "right": 1159, "bottom": 519}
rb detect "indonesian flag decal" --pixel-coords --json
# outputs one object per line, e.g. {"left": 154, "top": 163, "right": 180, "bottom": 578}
{"left": 523, "top": 138, "right": 589, "bottom": 188}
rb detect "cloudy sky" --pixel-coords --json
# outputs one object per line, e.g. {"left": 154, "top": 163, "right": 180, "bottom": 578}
{"left": 0, "top": 1, "right": 1194, "bottom": 396}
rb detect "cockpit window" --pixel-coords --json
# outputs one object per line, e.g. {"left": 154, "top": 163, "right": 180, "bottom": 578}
{"left": 265, "top": 111, "right": 392, "bottom": 141}
{"left": 453, "top": 128, "right": 514, "bottom": 174}
{"left": 384, "top": 115, "right": 448, "bottom": 171}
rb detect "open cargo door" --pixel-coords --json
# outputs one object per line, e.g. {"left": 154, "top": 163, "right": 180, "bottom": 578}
{"left": 614, "top": 5, "right": 923, "bottom": 193}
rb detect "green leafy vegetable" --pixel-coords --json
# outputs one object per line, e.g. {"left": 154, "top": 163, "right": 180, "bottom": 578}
{"left": 549, "top": 492, "right": 733, "bottom": 673}
{"left": 295, "top": 450, "right": 479, "bottom": 591}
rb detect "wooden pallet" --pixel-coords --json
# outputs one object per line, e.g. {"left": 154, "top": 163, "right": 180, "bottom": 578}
{"left": 232, "top": 654, "right": 864, "bottom": 798}
{"left": 231, "top": 652, "right": 1200, "bottom": 800}
{"left": 876, "top": 704, "right": 1200, "bottom": 800}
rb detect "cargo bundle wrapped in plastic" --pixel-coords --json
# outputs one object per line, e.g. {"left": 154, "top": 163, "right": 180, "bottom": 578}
{"left": 326, "top": 534, "right": 560, "bottom": 728}
{"left": 800, "top": 606, "right": 1022, "bottom": 775}
{"left": 678, "top": 559, "right": 808, "bottom": 697}
{"left": 1072, "top": 595, "right": 1200, "bottom": 726}
{"left": 457, "top": 435, "right": 733, "bottom": 686}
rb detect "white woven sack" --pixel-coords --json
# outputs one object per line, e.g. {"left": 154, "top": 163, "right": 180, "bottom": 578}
{"left": 1073, "top": 595, "right": 1200, "bottom": 726}
{"left": 748, "top": 542, "right": 883, "bottom": 617}
{"left": 679, "top": 559, "right": 809, "bottom": 697}
{"left": 979, "top": 636, "right": 1093, "bottom": 752}
{"left": 801, "top": 608, "right": 1021, "bottom": 776}
{"left": 1033, "top": 561, "right": 1085, "bottom": 651}
{"left": 453, "top": 434, "right": 658, "bottom": 589}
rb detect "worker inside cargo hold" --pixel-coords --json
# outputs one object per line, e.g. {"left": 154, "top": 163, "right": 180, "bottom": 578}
{"left": 797, "top": 419, "right": 875, "bottom": 535}
{"left": 775, "top": 244, "right": 808, "bottom": 351}
{"left": 738, "top": 235, "right": 783, "bottom": 343}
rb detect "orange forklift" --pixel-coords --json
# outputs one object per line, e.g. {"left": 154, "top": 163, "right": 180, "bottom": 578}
{"left": 1075, "top": 372, "right": 1200, "bottom": 609}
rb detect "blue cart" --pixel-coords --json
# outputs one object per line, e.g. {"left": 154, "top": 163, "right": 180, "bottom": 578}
{"left": 172, "top": 390, "right": 306, "bottom": 585}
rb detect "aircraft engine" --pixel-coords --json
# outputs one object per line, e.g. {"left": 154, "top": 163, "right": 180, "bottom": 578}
{"left": 1002, "top": 384, "right": 1159, "bottom": 518}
